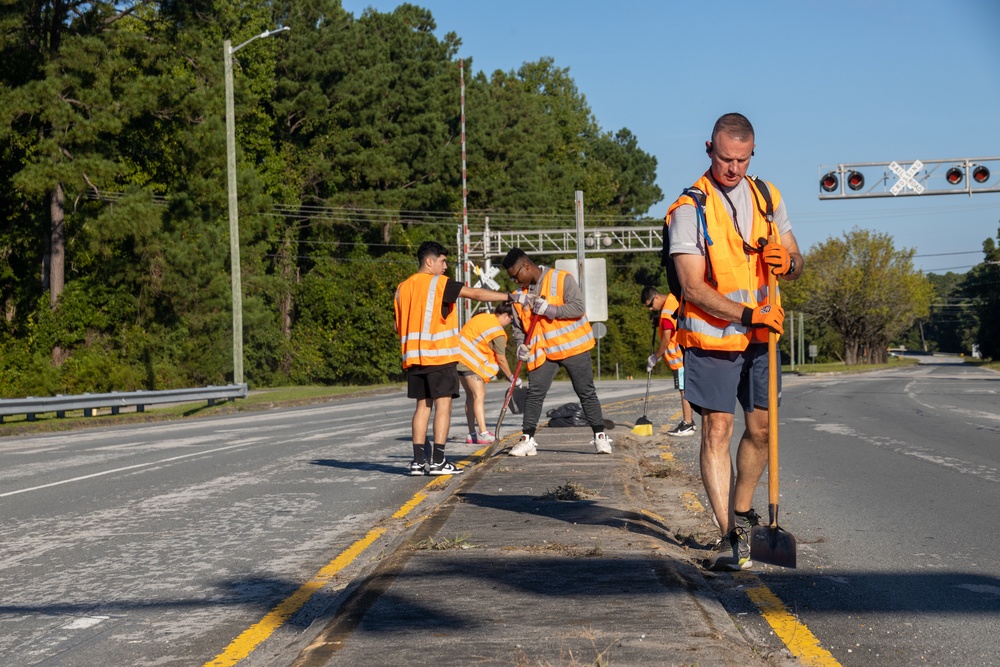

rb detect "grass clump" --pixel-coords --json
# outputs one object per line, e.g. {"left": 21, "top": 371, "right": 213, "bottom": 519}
{"left": 409, "top": 534, "right": 476, "bottom": 550}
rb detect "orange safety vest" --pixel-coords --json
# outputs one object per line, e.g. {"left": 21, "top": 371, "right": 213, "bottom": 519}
{"left": 458, "top": 312, "right": 507, "bottom": 382}
{"left": 660, "top": 293, "right": 684, "bottom": 371}
{"left": 394, "top": 273, "right": 460, "bottom": 369}
{"left": 514, "top": 268, "right": 595, "bottom": 371}
{"left": 666, "top": 173, "right": 782, "bottom": 352}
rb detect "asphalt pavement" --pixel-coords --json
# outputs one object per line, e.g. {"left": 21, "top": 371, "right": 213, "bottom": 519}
{"left": 272, "top": 390, "right": 800, "bottom": 667}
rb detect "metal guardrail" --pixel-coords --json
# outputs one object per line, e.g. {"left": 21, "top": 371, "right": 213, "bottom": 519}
{"left": 0, "top": 384, "right": 249, "bottom": 423}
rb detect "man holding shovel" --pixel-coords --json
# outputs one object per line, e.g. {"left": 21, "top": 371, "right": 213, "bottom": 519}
{"left": 667, "top": 113, "right": 803, "bottom": 571}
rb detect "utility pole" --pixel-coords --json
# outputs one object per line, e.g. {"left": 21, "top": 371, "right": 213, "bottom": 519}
{"left": 224, "top": 26, "right": 290, "bottom": 385}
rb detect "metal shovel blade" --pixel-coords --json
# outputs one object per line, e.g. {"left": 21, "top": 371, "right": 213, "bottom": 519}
{"left": 750, "top": 504, "right": 797, "bottom": 569}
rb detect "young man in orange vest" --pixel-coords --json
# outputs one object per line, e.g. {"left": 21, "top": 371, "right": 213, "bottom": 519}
{"left": 501, "top": 247, "right": 612, "bottom": 457}
{"left": 640, "top": 286, "right": 695, "bottom": 436}
{"left": 668, "top": 113, "right": 803, "bottom": 571}
{"left": 394, "top": 241, "right": 519, "bottom": 476}
{"left": 457, "top": 302, "right": 517, "bottom": 444}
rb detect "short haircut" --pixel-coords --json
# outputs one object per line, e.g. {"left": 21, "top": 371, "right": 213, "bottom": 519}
{"left": 494, "top": 301, "right": 513, "bottom": 318}
{"left": 640, "top": 285, "right": 659, "bottom": 304}
{"left": 501, "top": 247, "right": 527, "bottom": 270}
{"left": 417, "top": 240, "right": 448, "bottom": 265}
{"left": 712, "top": 112, "right": 755, "bottom": 143}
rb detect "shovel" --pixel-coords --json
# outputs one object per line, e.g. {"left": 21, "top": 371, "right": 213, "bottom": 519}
{"left": 750, "top": 235, "right": 797, "bottom": 569}
{"left": 631, "top": 322, "right": 657, "bottom": 436}
{"left": 486, "top": 313, "right": 540, "bottom": 458}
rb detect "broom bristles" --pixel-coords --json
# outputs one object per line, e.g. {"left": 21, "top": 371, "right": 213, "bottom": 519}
{"left": 631, "top": 422, "right": 653, "bottom": 436}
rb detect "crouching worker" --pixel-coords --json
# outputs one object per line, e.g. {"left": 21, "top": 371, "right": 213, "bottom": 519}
{"left": 457, "top": 302, "right": 518, "bottom": 444}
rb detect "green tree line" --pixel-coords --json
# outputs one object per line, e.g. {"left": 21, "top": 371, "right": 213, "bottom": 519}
{"left": 1, "top": 1, "right": 995, "bottom": 398}
{"left": 0, "top": 0, "right": 666, "bottom": 396}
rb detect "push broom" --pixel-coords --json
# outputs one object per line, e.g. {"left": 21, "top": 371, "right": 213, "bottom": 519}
{"left": 631, "top": 322, "right": 658, "bottom": 436}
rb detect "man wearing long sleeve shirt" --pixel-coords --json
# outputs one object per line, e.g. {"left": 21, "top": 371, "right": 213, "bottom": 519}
{"left": 501, "top": 247, "right": 612, "bottom": 457}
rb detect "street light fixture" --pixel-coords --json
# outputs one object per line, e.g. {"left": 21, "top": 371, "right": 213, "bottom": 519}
{"left": 224, "top": 26, "right": 290, "bottom": 385}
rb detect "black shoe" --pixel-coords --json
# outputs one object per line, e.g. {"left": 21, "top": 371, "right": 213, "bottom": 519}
{"left": 407, "top": 460, "right": 427, "bottom": 476}
{"left": 735, "top": 508, "right": 761, "bottom": 532}
{"left": 704, "top": 528, "right": 752, "bottom": 571}
{"left": 427, "top": 459, "right": 464, "bottom": 476}
{"left": 667, "top": 420, "right": 696, "bottom": 437}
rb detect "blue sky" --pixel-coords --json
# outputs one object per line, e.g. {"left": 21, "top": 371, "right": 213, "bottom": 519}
{"left": 341, "top": 0, "right": 1000, "bottom": 274}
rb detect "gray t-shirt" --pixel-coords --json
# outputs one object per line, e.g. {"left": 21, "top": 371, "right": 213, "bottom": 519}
{"left": 668, "top": 179, "right": 791, "bottom": 256}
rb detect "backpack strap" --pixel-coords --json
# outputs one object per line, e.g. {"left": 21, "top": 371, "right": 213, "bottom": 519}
{"left": 750, "top": 175, "right": 774, "bottom": 222}
{"left": 680, "top": 186, "right": 716, "bottom": 288}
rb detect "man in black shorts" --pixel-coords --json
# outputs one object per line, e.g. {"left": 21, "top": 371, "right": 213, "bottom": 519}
{"left": 394, "top": 241, "right": 522, "bottom": 476}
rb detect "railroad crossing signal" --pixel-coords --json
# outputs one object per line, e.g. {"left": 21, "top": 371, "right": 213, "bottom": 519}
{"left": 888, "top": 160, "right": 925, "bottom": 195}
{"left": 818, "top": 156, "right": 1000, "bottom": 199}
{"left": 471, "top": 263, "right": 500, "bottom": 290}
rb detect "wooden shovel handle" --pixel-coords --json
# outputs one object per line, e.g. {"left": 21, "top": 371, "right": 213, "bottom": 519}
{"left": 766, "top": 235, "right": 781, "bottom": 520}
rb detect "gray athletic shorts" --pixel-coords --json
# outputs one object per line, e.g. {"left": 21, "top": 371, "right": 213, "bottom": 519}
{"left": 682, "top": 344, "right": 780, "bottom": 415}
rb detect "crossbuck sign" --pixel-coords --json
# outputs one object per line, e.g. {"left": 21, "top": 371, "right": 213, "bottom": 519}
{"left": 888, "top": 160, "right": 925, "bottom": 195}
{"left": 471, "top": 263, "right": 500, "bottom": 290}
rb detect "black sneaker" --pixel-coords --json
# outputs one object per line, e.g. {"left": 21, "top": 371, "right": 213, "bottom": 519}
{"left": 407, "top": 460, "right": 427, "bottom": 476}
{"left": 704, "top": 528, "right": 752, "bottom": 571}
{"left": 667, "top": 420, "right": 696, "bottom": 437}
{"left": 427, "top": 459, "right": 464, "bottom": 476}
{"left": 735, "top": 508, "right": 761, "bottom": 532}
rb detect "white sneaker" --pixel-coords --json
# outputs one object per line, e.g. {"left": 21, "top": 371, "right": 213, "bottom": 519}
{"left": 592, "top": 432, "right": 613, "bottom": 454}
{"left": 508, "top": 434, "right": 538, "bottom": 457}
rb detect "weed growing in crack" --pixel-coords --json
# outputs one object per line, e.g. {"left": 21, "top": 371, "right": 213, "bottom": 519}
{"left": 539, "top": 481, "right": 591, "bottom": 501}
{"left": 408, "top": 534, "right": 476, "bottom": 550}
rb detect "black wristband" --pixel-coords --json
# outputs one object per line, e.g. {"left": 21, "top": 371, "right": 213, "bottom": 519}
{"left": 785, "top": 256, "right": 797, "bottom": 276}
{"left": 741, "top": 306, "right": 754, "bottom": 327}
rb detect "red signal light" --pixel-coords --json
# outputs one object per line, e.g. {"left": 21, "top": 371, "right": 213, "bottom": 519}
{"left": 820, "top": 172, "right": 839, "bottom": 193}
{"left": 945, "top": 167, "right": 964, "bottom": 185}
{"left": 973, "top": 166, "right": 990, "bottom": 184}
{"left": 846, "top": 171, "right": 865, "bottom": 191}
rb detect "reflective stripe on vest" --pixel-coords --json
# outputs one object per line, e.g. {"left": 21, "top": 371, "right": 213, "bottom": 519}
{"left": 395, "top": 273, "right": 460, "bottom": 368}
{"left": 515, "top": 268, "right": 595, "bottom": 371}
{"left": 667, "top": 174, "right": 782, "bottom": 352}
{"left": 660, "top": 293, "right": 683, "bottom": 370}
{"left": 459, "top": 313, "right": 506, "bottom": 382}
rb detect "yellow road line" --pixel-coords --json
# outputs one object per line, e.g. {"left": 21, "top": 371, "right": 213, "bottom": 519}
{"left": 393, "top": 492, "right": 427, "bottom": 518}
{"left": 205, "top": 454, "right": 476, "bottom": 666}
{"left": 203, "top": 526, "right": 386, "bottom": 667}
{"left": 743, "top": 575, "right": 842, "bottom": 666}
{"left": 640, "top": 508, "right": 666, "bottom": 524}
{"left": 681, "top": 491, "right": 704, "bottom": 513}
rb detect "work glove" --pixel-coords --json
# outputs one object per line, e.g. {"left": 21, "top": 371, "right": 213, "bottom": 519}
{"left": 646, "top": 354, "right": 660, "bottom": 372}
{"left": 510, "top": 292, "right": 534, "bottom": 308}
{"left": 762, "top": 242, "right": 791, "bottom": 276}
{"left": 514, "top": 376, "right": 523, "bottom": 388}
{"left": 531, "top": 297, "right": 551, "bottom": 317}
{"left": 741, "top": 304, "right": 784, "bottom": 335}
{"left": 516, "top": 343, "right": 531, "bottom": 361}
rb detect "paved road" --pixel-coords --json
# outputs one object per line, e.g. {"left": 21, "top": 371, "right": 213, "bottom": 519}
{"left": 5, "top": 362, "right": 998, "bottom": 666}
{"left": 705, "top": 358, "right": 1000, "bottom": 666}
{"left": 0, "top": 380, "right": 651, "bottom": 666}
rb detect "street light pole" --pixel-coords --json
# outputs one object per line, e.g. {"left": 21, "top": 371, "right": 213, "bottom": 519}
{"left": 223, "top": 26, "right": 289, "bottom": 385}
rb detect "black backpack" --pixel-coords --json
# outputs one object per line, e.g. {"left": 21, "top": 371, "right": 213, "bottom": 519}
{"left": 660, "top": 176, "right": 774, "bottom": 297}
